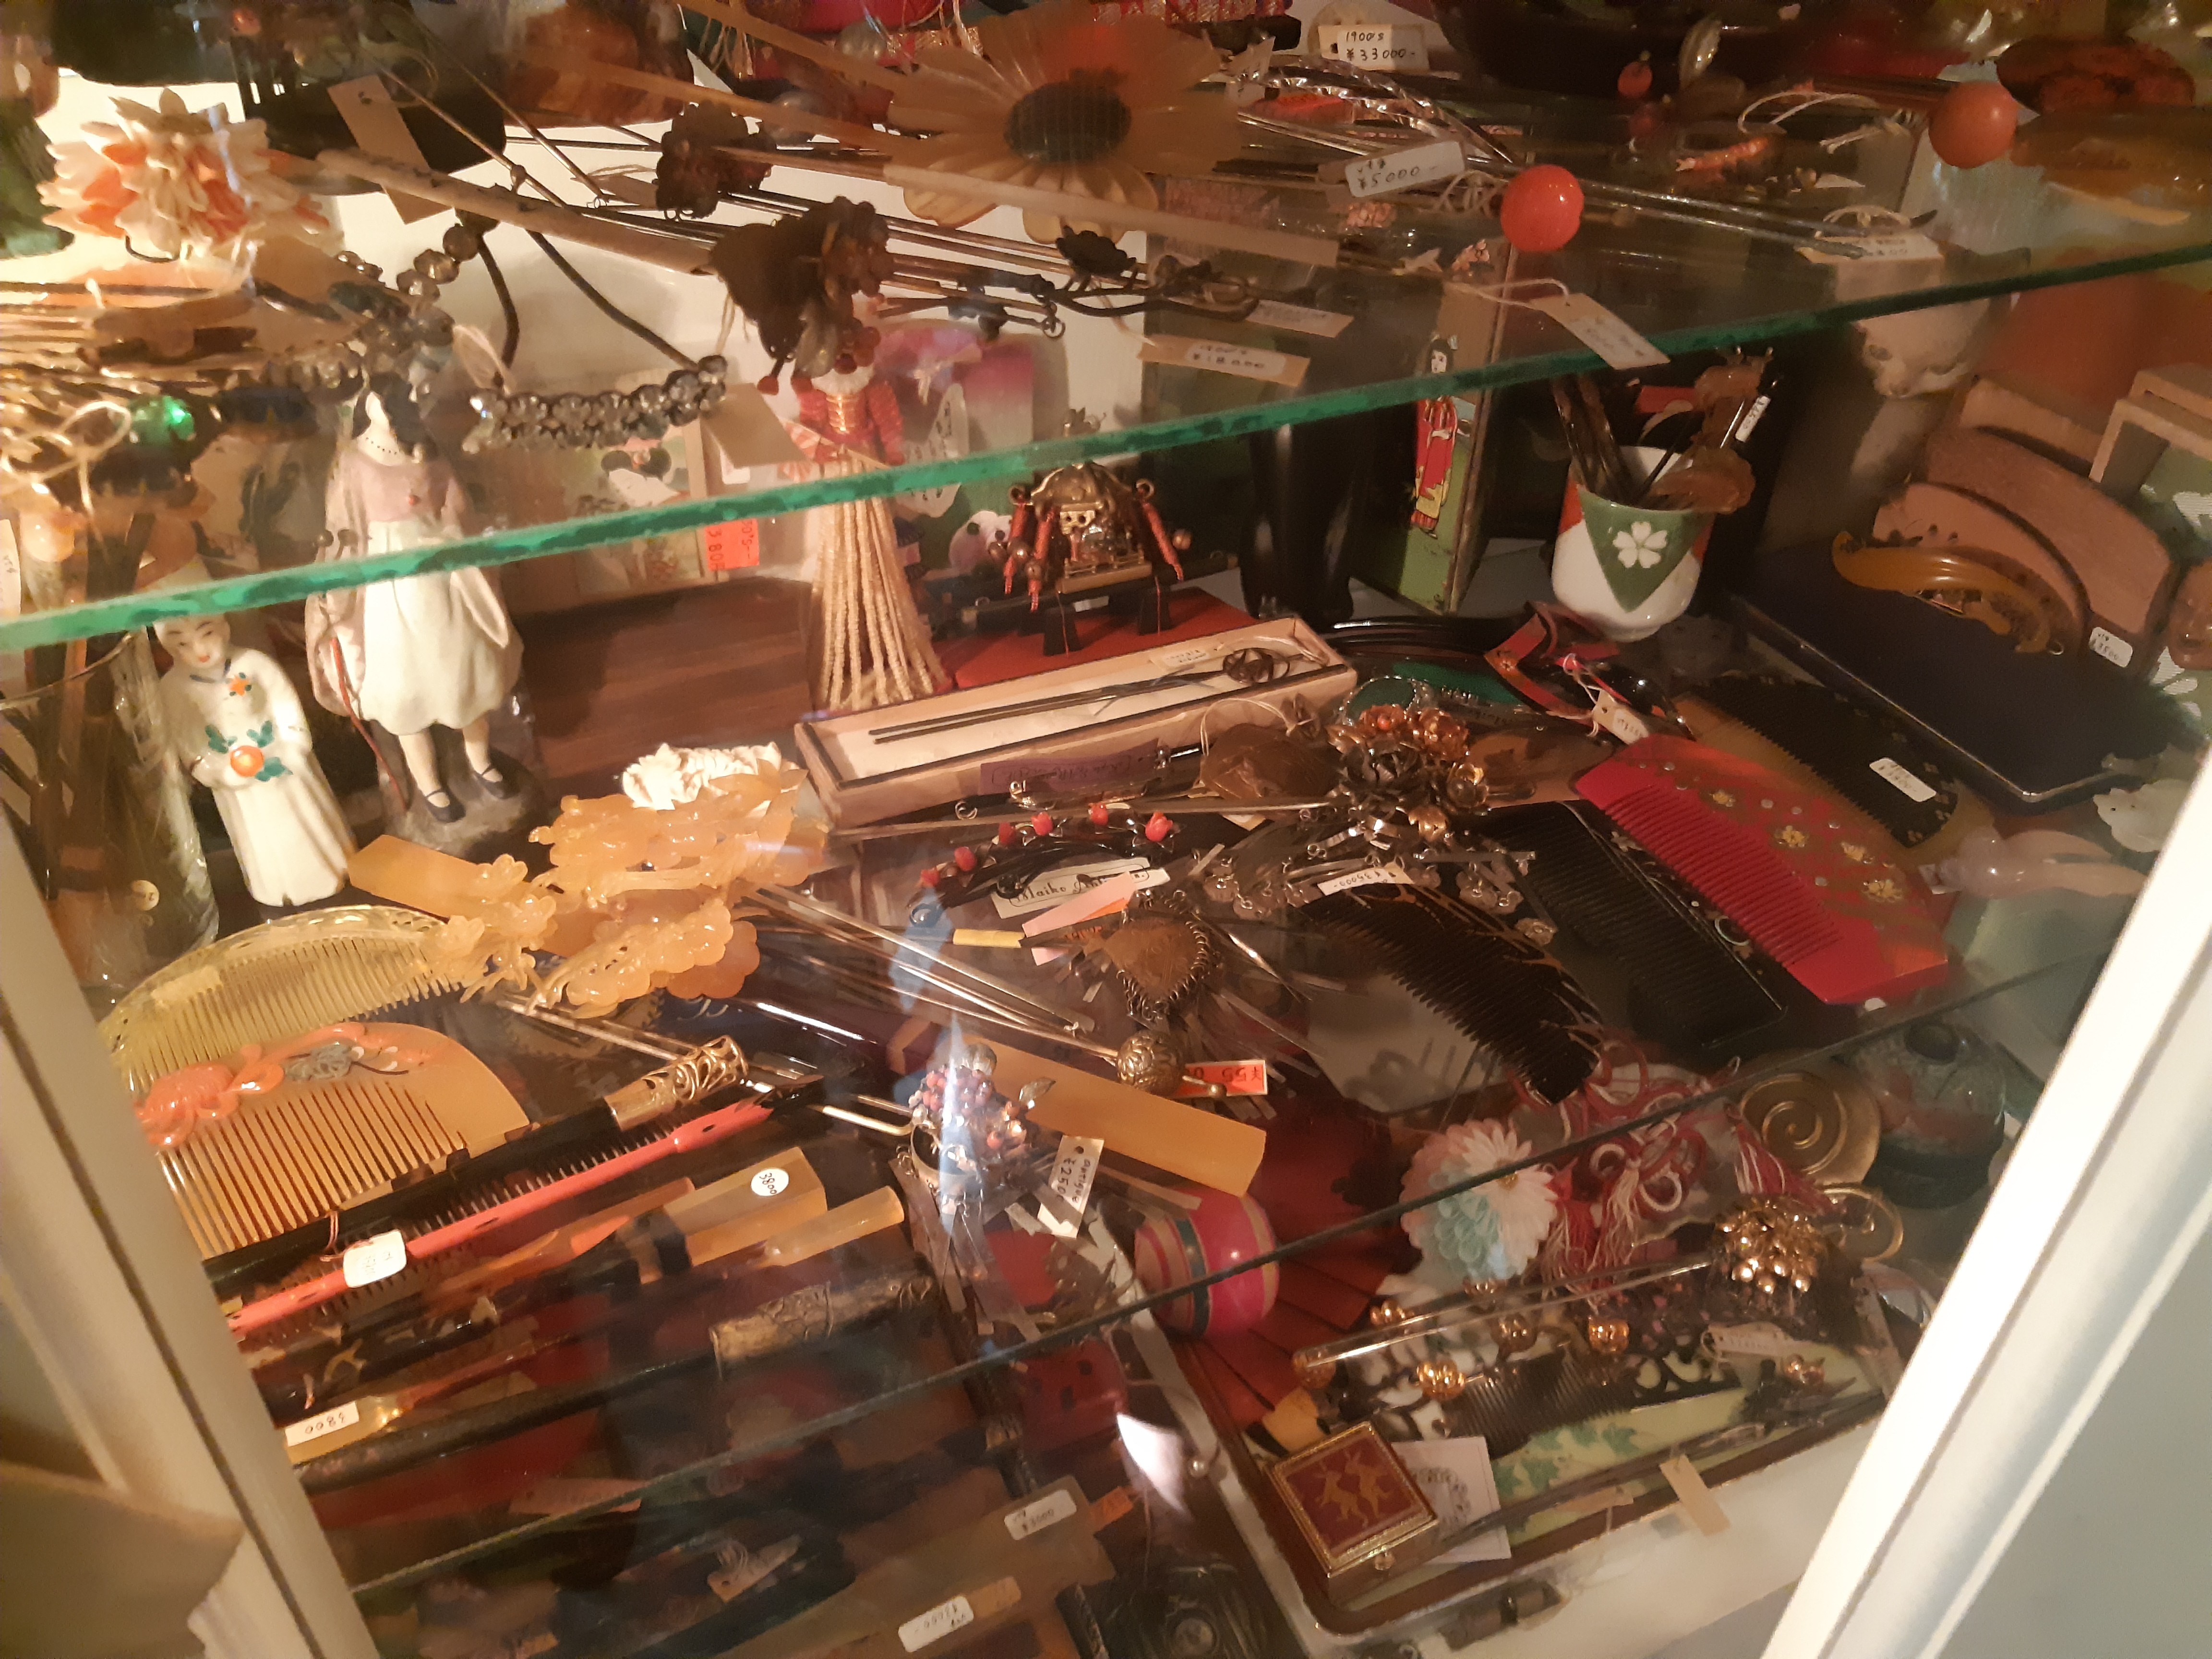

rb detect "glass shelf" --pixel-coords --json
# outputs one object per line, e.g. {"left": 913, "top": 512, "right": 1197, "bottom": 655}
{"left": 7, "top": 70, "right": 2212, "bottom": 649}
{"left": 286, "top": 922, "right": 2101, "bottom": 1608}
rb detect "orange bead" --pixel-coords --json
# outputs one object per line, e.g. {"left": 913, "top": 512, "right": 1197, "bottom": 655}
{"left": 1501, "top": 166, "right": 1585, "bottom": 253}
{"left": 1930, "top": 82, "right": 2019, "bottom": 170}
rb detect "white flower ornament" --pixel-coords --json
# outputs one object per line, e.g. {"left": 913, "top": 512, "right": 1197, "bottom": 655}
{"left": 1613, "top": 520, "right": 1669, "bottom": 569}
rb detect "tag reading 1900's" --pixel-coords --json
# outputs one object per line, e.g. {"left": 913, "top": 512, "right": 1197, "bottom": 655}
{"left": 1317, "top": 22, "right": 1430, "bottom": 71}
{"left": 1526, "top": 292, "right": 1669, "bottom": 369}
{"left": 341, "top": 1229, "right": 408, "bottom": 1288}
{"left": 1344, "top": 138, "right": 1465, "bottom": 200}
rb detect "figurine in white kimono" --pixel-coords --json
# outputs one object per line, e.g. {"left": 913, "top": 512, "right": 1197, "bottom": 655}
{"left": 306, "top": 377, "right": 523, "bottom": 823}
{"left": 155, "top": 613, "right": 354, "bottom": 907}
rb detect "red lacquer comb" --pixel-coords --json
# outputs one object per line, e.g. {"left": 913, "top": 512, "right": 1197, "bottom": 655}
{"left": 1575, "top": 736, "right": 1949, "bottom": 1005}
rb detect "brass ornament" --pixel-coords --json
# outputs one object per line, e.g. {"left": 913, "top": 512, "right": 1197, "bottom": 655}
{"left": 1115, "top": 1026, "right": 1187, "bottom": 1097}
{"left": 1715, "top": 1196, "right": 1831, "bottom": 1309}
{"left": 1584, "top": 1314, "right": 1633, "bottom": 1358}
{"left": 1368, "top": 1298, "right": 1409, "bottom": 1329}
{"left": 1417, "top": 1358, "right": 1468, "bottom": 1400}
{"left": 1100, "top": 909, "right": 1215, "bottom": 1024}
{"left": 1822, "top": 1183, "right": 1906, "bottom": 1264}
{"left": 1491, "top": 1310, "right": 1538, "bottom": 1355}
{"left": 1739, "top": 1065, "right": 1880, "bottom": 1187}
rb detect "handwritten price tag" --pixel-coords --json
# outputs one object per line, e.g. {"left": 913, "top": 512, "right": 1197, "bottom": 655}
{"left": 1526, "top": 292, "right": 1669, "bottom": 369}
{"left": 283, "top": 1400, "right": 361, "bottom": 1448}
{"left": 1247, "top": 300, "right": 1355, "bottom": 337}
{"left": 1345, "top": 138, "right": 1465, "bottom": 201}
{"left": 1317, "top": 22, "right": 1430, "bottom": 71}
{"left": 1140, "top": 334, "right": 1309, "bottom": 387}
{"left": 2088, "top": 625, "right": 2135, "bottom": 667}
{"left": 899, "top": 1596, "right": 975, "bottom": 1653}
{"left": 1800, "top": 231, "right": 1943, "bottom": 265}
{"left": 1318, "top": 862, "right": 1413, "bottom": 895}
{"left": 1041, "top": 1134, "right": 1106, "bottom": 1237}
{"left": 1005, "top": 1488, "right": 1080, "bottom": 1540}
{"left": 1178, "top": 1059, "right": 1269, "bottom": 1097}
{"left": 341, "top": 1229, "right": 407, "bottom": 1288}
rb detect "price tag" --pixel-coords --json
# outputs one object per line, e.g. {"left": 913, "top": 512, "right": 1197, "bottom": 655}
{"left": 283, "top": 1400, "right": 361, "bottom": 1448}
{"left": 702, "top": 517, "right": 760, "bottom": 572}
{"left": 341, "top": 1229, "right": 407, "bottom": 1288}
{"left": 1041, "top": 1134, "right": 1106, "bottom": 1238}
{"left": 1005, "top": 1488, "right": 1080, "bottom": 1539}
{"left": 1177, "top": 1059, "right": 1269, "bottom": 1097}
{"left": 1318, "top": 862, "right": 1413, "bottom": 894}
{"left": 1317, "top": 22, "right": 1430, "bottom": 71}
{"left": 750, "top": 1166, "right": 790, "bottom": 1198}
{"left": 1659, "top": 1454, "right": 1731, "bottom": 1535}
{"left": 1247, "top": 300, "right": 1355, "bottom": 338}
{"left": 1869, "top": 757, "right": 1939, "bottom": 803}
{"left": 1140, "top": 334, "right": 1310, "bottom": 388}
{"left": 1707, "top": 1321, "right": 1797, "bottom": 1361}
{"left": 1588, "top": 687, "right": 1652, "bottom": 744}
{"left": 951, "top": 928, "right": 1025, "bottom": 949}
{"left": 2088, "top": 625, "right": 2135, "bottom": 667}
{"left": 1799, "top": 231, "right": 1943, "bottom": 265}
{"left": 327, "top": 77, "right": 441, "bottom": 222}
{"left": 1526, "top": 292, "right": 1669, "bottom": 370}
{"left": 1344, "top": 138, "right": 1465, "bottom": 201}
{"left": 991, "top": 857, "right": 1158, "bottom": 918}
{"left": 899, "top": 1596, "right": 975, "bottom": 1652}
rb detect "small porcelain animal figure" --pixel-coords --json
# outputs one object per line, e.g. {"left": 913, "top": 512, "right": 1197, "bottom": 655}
{"left": 155, "top": 613, "right": 353, "bottom": 907}
{"left": 306, "top": 376, "right": 522, "bottom": 823}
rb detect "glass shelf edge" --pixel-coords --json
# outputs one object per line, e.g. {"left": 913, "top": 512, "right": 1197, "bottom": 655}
{"left": 9, "top": 238, "right": 2209, "bottom": 653}
{"left": 337, "top": 941, "right": 2108, "bottom": 1604}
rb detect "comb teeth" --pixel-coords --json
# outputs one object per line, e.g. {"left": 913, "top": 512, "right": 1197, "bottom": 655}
{"left": 1698, "top": 676, "right": 1957, "bottom": 847}
{"left": 1576, "top": 762, "right": 1897, "bottom": 1005}
{"left": 1495, "top": 804, "right": 1783, "bottom": 1054}
{"left": 1305, "top": 886, "right": 1599, "bottom": 1103}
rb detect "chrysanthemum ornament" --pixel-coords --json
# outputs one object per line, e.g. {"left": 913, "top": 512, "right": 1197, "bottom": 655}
{"left": 890, "top": 0, "right": 1244, "bottom": 243}
{"left": 41, "top": 90, "right": 334, "bottom": 260}
{"left": 1401, "top": 1120, "right": 1558, "bottom": 1283}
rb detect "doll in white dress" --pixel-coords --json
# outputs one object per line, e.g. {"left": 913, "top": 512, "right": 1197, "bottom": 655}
{"left": 305, "top": 377, "right": 522, "bottom": 823}
{"left": 155, "top": 614, "right": 354, "bottom": 907}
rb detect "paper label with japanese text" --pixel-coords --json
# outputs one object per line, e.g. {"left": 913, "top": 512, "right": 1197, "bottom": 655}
{"left": 1139, "top": 334, "right": 1309, "bottom": 388}
{"left": 1247, "top": 300, "right": 1355, "bottom": 338}
{"left": 1527, "top": 292, "right": 1669, "bottom": 369}
{"left": 341, "top": 1229, "right": 407, "bottom": 1288}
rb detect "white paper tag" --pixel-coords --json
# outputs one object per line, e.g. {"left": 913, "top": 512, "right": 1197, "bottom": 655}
{"left": 1139, "top": 334, "right": 1309, "bottom": 387}
{"left": 2088, "top": 625, "right": 2135, "bottom": 667}
{"left": 899, "top": 1595, "right": 976, "bottom": 1653}
{"left": 1005, "top": 1487, "right": 1080, "bottom": 1540}
{"left": 1707, "top": 1321, "right": 1797, "bottom": 1361}
{"left": 1800, "top": 230, "right": 1943, "bottom": 265}
{"left": 283, "top": 1400, "right": 361, "bottom": 1448}
{"left": 1868, "top": 757, "right": 1939, "bottom": 803}
{"left": 1159, "top": 642, "right": 1220, "bottom": 667}
{"left": 341, "top": 1229, "right": 407, "bottom": 1288}
{"left": 1318, "top": 861, "right": 1414, "bottom": 894}
{"left": 991, "top": 858, "right": 1159, "bottom": 918}
{"left": 1247, "top": 300, "right": 1355, "bottom": 337}
{"left": 1317, "top": 21, "right": 1430, "bottom": 70}
{"left": 1345, "top": 138, "right": 1466, "bottom": 200}
{"left": 1398, "top": 1439, "right": 1512, "bottom": 1562}
{"left": 710, "top": 1537, "right": 799, "bottom": 1601}
{"left": 1588, "top": 688, "right": 1653, "bottom": 744}
{"left": 749, "top": 1166, "right": 790, "bottom": 1198}
{"left": 1527, "top": 292, "right": 1669, "bottom": 369}
{"left": 1041, "top": 1135, "right": 1106, "bottom": 1238}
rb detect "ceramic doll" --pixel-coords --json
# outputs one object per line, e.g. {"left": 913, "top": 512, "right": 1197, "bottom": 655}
{"left": 306, "top": 376, "right": 522, "bottom": 823}
{"left": 155, "top": 613, "right": 354, "bottom": 907}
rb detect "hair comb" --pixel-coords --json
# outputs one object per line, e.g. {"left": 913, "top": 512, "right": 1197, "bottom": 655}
{"left": 1302, "top": 884, "right": 1600, "bottom": 1103}
{"left": 1575, "top": 738, "right": 1949, "bottom": 1005}
{"left": 1490, "top": 803, "right": 1784, "bottom": 1056}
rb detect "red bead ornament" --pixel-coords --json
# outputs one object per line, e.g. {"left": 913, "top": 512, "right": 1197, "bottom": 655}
{"left": 1144, "top": 812, "right": 1173, "bottom": 843}
{"left": 1031, "top": 812, "right": 1055, "bottom": 836}
{"left": 1618, "top": 58, "right": 1653, "bottom": 100}
{"left": 1930, "top": 82, "right": 2019, "bottom": 169}
{"left": 918, "top": 866, "right": 941, "bottom": 888}
{"left": 1090, "top": 802, "right": 1111, "bottom": 826}
{"left": 1501, "top": 165, "right": 1585, "bottom": 253}
{"left": 953, "top": 845, "right": 979, "bottom": 872}
{"left": 997, "top": 823, "right": 1018, "bottom": 845}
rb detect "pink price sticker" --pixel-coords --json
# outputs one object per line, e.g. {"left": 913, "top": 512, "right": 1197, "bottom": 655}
{"left": 701, "top": 517, "right": 760, "bottom": 572}
{"left": 1177, "top": 1059, "right": 1268, "bottom": 1097}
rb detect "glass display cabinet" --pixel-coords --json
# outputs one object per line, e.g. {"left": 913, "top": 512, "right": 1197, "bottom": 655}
{"left": 3, "top": 6, "right": 2210, "bottom": 1659}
